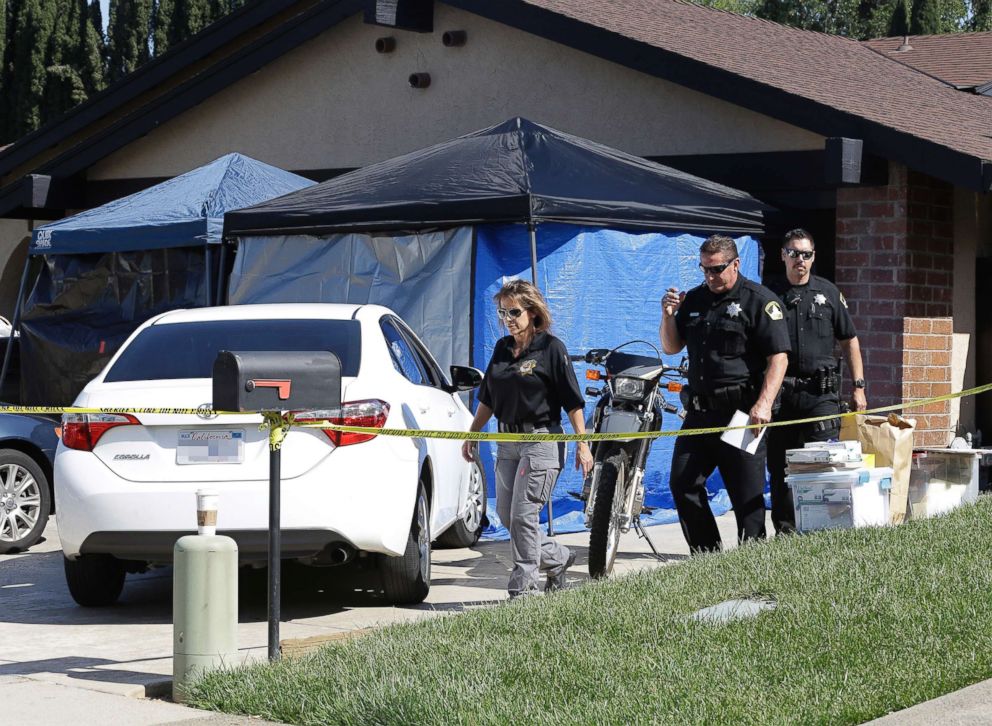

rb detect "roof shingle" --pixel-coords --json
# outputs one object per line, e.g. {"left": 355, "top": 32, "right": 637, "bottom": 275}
{"left": 863, "top": 31, "right": 992, "bottom": 89}
{"left": 522, "top": 0, "right": 991, "bottom": 162}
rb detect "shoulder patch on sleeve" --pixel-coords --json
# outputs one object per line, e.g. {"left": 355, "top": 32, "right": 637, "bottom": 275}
{"left": 764, "top": 300, "right": 784, "bottom": 320}
{"left": 839, "top": 292, "right": 848, "bottom": 309}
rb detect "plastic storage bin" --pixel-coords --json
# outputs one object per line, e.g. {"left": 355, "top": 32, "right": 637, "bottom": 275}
{"left": 787, "top": 467, "right": 893, "bottom": 532}
{"left": 909, "top": 449, "right": 980, "bottom": 519}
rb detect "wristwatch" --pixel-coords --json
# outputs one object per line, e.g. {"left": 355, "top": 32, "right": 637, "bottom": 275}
{"left": 853, "top": 378, "right": 866, "bottom": 389}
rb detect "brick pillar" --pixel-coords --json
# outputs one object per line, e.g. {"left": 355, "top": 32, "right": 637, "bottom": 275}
{"left": 835, "top": 163, "right": 954, "bottom": 446}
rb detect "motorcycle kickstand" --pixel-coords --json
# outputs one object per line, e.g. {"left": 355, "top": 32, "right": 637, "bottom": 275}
{"left": 633, "top": 518, "right": 665, "bottom": 561}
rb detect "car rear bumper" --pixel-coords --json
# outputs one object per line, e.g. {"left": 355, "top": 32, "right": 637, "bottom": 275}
{"left": 79, "top": 529, "right": 353, "bottom": 563}
{"left": 55, "top": 443, "right": 419, "bottom": 561}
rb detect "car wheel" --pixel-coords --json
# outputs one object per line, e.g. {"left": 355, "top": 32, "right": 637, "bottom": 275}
{"left": 379, "top": 481, "right": 431, "bottom": 604}
{"left": 64, "top": 554, "right": 126, "bottom": 607}
{"left": 0, "top": 450, "right": 51, "bottom": 554}
{"left": 436, "top": 458, "right": 487, "bottom": 548}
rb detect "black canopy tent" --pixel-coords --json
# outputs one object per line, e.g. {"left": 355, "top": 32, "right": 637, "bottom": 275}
{"left": 224, "top": 117, "right": 772, "bottom": 285}
{"left": 222, "top": 119, "right": 775, "bottom": 538}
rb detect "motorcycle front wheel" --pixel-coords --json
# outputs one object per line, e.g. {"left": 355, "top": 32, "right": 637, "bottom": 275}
{"left": 588, "top": 446, "right": 629, "bottom": 579}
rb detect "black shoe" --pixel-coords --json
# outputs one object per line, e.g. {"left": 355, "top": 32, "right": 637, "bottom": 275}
{"left": 545, "top": 550, "right": 576, "bottom": 593}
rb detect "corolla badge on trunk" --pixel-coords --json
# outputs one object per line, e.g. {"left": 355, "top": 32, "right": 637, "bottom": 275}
{"left": 197, "top": 403, "right": 218, "bottom": 420}
{"left": 113, "top": 453, "right": 150, "bottom": 461}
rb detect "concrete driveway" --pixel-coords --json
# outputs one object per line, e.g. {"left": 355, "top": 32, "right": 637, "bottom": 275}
{"left": 0, "top": 513, "right": 742, "bottom": 724}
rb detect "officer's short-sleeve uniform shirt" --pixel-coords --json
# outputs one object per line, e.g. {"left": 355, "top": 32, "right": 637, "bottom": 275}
{"left": 477, "top": 331, "right": 585, "bottom": 425}
{"left": 674, "top": 276, "right": 791, "bottom": 391}
{"left": 765, "top": 274, "right": 856, "bottom": 377}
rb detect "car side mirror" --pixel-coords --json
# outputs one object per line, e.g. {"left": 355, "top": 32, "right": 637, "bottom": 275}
{"left": 449, "top": 365, "right": 483, "bottom": 392}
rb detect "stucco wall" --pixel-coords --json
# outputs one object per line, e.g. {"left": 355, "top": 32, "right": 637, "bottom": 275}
{"left": 0, "top": 219, "right": 30, "bottom": 318}
{"left": 89, "top": 4, "right": 823, "bottom": 180}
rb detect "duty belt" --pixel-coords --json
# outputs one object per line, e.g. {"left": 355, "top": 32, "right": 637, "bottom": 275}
{"left": 784, "top": 366, "right": 840, "bottom": 395}
{"left": 681, "top": 383, "right": 756, "bottom": 413}
{"left": 498, "top": 419, "right": 557, "bottom": 434}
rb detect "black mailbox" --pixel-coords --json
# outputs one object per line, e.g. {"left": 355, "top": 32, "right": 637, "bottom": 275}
{"left": 212, "top": 350, "right": 342, "bottom": 412}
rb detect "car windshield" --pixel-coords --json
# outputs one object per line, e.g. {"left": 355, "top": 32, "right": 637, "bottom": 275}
{"left": 105, "top": 319, "right": 362, "bottom": 382}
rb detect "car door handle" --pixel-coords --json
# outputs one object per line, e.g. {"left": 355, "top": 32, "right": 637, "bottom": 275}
{"left": 447, "top": 408, "right": 456, "bottom": 417}
{"left": 419, "top": 405, "right": 430, "bottom": 414}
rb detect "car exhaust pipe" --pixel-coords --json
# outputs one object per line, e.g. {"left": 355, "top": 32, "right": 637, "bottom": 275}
{"left": 312, "top": 543, "right": 356, "bottom": 566}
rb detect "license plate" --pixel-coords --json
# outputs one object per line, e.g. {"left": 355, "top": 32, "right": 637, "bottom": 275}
{"left": 177, "top": 429, "right": 244, "bottom": 464}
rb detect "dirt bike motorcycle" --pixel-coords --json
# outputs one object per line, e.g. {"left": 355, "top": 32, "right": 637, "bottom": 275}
{"left": 571, "top": 341, "right": 687, "bottom": 579}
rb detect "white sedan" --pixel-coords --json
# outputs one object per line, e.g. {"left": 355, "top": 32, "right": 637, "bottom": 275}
{"left": 55, "top": 304, "right": 486, "bottom": 606}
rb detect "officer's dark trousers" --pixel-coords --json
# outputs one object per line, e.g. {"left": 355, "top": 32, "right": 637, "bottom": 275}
{"left": 669, "top": 410, "right": 768, "bottom": 553}
{"left": 767, "top": 392, "right": 841, "bottom": 534}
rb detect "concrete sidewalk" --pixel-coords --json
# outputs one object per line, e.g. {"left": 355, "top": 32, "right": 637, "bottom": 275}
{"left": 4, "top": 513, "right": 991, "bottom": 725}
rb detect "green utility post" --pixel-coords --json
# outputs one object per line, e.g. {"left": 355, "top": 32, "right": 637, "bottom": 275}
{"left": 172, "top": 494, "right": 238, "bottom": 703}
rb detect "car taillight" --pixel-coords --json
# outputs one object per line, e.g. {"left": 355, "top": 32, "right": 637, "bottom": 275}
{"left": 61, "top": 413, "right": 140, "bottom": 451}
{"left": 296, "top": 400, "right": 390, "bottom": 446}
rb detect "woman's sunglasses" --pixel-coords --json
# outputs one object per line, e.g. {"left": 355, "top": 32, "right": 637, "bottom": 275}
{"left": 497, "top": 307, "right": 524, "bottom": 320}
{"left": 784, "top": 248, "right": 815, "bottom": 260}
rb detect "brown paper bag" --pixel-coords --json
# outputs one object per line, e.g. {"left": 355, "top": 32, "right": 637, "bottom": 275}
{"left": 840, "top": 413, "right": 916, "bottom": 524}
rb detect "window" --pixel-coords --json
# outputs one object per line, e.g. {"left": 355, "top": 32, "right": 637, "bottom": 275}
{"left": 380, "top": 320, "right": 427, "bottom": 385}
{"left": 105, "top": 319, "right": 362, "bottom": 382}
{"left": 395, "top": 320, "right": 450, "bottom": 390}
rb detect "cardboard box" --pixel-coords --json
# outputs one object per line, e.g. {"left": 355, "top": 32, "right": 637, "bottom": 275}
{"left": 787, "top": 467, "right": 892, "bottom": 533}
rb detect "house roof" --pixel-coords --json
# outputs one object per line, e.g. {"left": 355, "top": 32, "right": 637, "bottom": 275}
{"left": 492, "top": 0, "right": 990, "bottom": 168}
{"left": 0, "top": 0, "right": 989, "bottom": 214}
{"left": 862, "top": 31, "right": 992, "bottom": 89}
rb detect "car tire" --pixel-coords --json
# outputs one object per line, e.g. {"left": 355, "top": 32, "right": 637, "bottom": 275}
{"left": 0, "top": 449, "right": 51, "bottom": 554}
{"left": 64, "top": 554, "right": 126, "bottom": 607}
{"left": 379, "top": 481, "right": 431, "bottom": 604}
{"left": 436, "top": 459, "right": 487, "bottom": 548}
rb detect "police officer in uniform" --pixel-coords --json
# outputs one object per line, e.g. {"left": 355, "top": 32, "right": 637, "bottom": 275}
{"left": 660, "top": 235, "right": 790, "bottom": 552}
{"left": 463, "top": 280, "right": 594, "bottom": 598}
{"left": 766, "top": 229, "right": 867, "bottom": 534}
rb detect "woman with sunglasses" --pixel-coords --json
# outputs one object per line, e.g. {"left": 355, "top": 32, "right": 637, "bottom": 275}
{"left": 462, "top": 279, "right": 593, "bottom": 598}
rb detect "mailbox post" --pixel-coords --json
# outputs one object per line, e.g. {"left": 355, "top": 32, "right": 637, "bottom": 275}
{"left": 212, "top": 350, "right": 341, "bottom": 661}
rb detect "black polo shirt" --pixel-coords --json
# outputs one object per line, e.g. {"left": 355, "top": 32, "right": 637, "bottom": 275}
{"left": 674, "top": 275, "right": 791, "bottom": 391}
{"left": 477, "top": 331, "right": 585, "bottom": 425}
{"left": 766, "top": 274, "right": 857, "bottom": 377}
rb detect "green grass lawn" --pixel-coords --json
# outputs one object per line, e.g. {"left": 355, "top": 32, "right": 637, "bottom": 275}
{"left": 187, "top": 498, "right": 992, "bottom": 725}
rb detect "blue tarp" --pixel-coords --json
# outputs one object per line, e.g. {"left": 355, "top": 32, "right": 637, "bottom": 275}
{"left": 30, "top": 153, "right": 314, "bottom": 255}
{"left": 473, "top": 223, "right": 760, "bottom": 538}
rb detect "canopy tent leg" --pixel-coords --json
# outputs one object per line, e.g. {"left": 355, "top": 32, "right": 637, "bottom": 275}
{"left": 0, "top": 254, "right": 32, "bottom": 401}
{"left": 528, "top": 222, "right": 555, "bottom": 536}
{"left": 529, "top": 223, "right": 538, "bottom": 286}
{"left": 205, "top": 245, "right": 213, "bottom": 306}
{"left": 217, "top": 242, "right": 229, "bottom": 305}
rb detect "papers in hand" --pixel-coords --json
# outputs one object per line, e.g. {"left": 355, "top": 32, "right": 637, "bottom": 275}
{"left": 719, "top": 410, "right": 766, "bottom": 455}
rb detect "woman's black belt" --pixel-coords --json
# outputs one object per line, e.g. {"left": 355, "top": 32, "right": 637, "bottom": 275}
{"left": 498, "top": 419, "right": 557, "bottom": 433}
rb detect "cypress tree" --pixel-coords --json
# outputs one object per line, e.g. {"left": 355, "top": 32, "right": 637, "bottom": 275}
{"left": 0, "top": 1, "right": 6, "bottom": 94}
{"left": 888, "top": 0, "right": 910, "bottom": 35}
{"left": 909, "top": 0, "right": 941, "bottom": 33}
{"left": 152, "top": 0, "right": 174, "bottom": 55}
{"left": 971, "top": 0, "right": 992, "bottom": 29}
{"left": 70, "top": 0, "right": 104, "bottom": 98}
{"left": 107, "top": 0, "right": 152, "bottom": 83}
{"left": 8, "top": 0, "right": 56, "bottom": 137}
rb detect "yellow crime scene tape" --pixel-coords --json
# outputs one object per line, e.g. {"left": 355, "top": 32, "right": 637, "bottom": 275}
{"left": 3, "top": 381, "right": 990, "bottom": 443}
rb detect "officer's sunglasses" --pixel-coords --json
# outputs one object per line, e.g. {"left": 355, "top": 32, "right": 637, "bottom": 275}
{"left": 784, "top": 248, "right": 815, "bottom": 260}
{"left": 497, "top": 307, "right": 524, "bottom": 320}
{"left": 699, "top": 260, "right": 735, "bottom": 275}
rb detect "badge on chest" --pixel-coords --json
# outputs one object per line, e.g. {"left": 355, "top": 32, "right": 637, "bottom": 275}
{"left": 518, "top": 359, "right": 537, "bottom": 376}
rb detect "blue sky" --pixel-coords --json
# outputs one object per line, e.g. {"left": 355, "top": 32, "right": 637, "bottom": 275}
{"left": 99, "top": 0, "right": 110, "bottom": 29}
